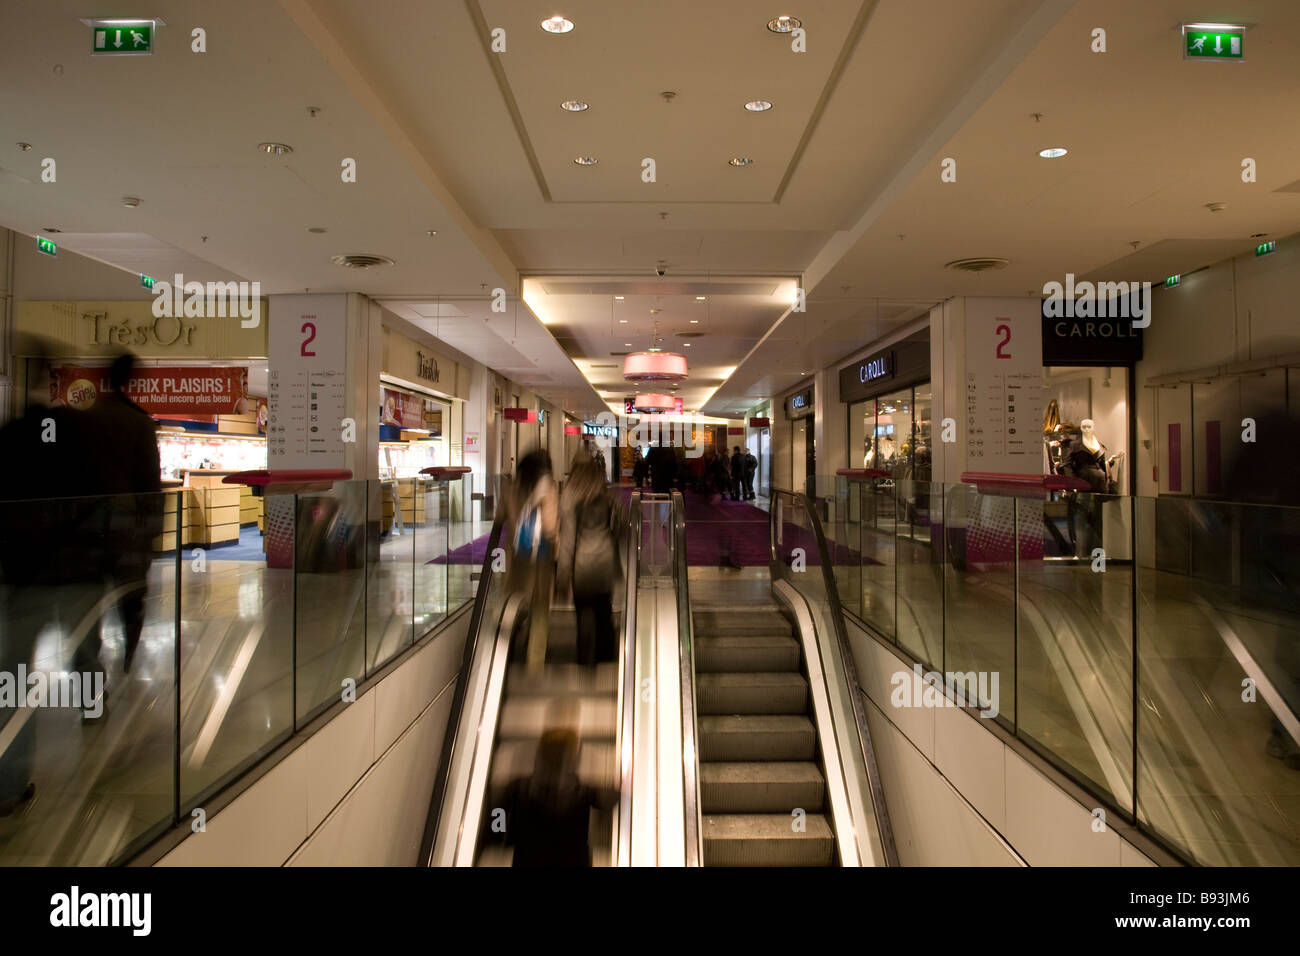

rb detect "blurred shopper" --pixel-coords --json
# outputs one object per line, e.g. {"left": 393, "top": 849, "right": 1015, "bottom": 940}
{"left": 500, "top": 727, "right": 619, "bottom": 867}
{"left": 648, "top": 445, "right": 676, "bottom": 494}
{"left": 558, "top": 456, "right": 620, "bottom": 667}
{"left": 711, "top": 450, "right": 733, "bottom": 501}
{"left": 77, "top": 353, "right": 163, "bottom": 677}
{"left": 632, "top": 446, "right": 648, "bottom": 489}
{"left": 742, "top": 448, "right": 758, "bottom": 501}
{"left": 730, "top": 446, "right": 744, "bottom": 501}
{"left": 503, "top": 451, "right": 559, "bottom": 673}
{"left": 0, "top": 352, "right": 103, "bottom": 813}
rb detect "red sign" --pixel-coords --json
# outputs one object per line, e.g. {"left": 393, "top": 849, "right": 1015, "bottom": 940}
{"left": 381, "top": 387, "right": 428, "bottom": 430}
{"left": 503, "top": 407, "right": 537, "bottom": 423}
{"left": 564, "top": 424, "right": 580, "bottom": 435}
{"left": 55, "top": 366, "right": 249, "bottom": 416}
{"left": 727, "top": 426, "right": 745, "bottom": 435}
{"left": 749, "top": 418, "right": 771, "bottom": 428}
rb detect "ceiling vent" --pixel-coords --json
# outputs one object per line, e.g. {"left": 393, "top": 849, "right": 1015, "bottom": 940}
{"left": 609, "top": 351, "right": 631, "bottom": 356}
{"left": 944, "top": 257, "right": 1009, "bottom": 273}
{"left": 676, "top": 331, "right": 705, "bottom": 338}
{"left": 332, "top": 254, "right": 394, "bottom": 269}
{"left": 589, "top": 363, "right": 618, "bottom": 368}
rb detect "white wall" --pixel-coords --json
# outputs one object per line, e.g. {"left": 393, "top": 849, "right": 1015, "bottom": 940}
{"left": 156, "top": 611, "right": 470, "bottom": 866}
{"left": 1134, "top": 234, "right": 1300, "bottom": 496}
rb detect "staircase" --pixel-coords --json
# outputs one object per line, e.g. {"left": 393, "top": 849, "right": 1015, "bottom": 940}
{"left": 477, "top": 609, "right": 619, "bottom": 866}
{"left": 693, "top": 605, "right": 835, "bottom": 866}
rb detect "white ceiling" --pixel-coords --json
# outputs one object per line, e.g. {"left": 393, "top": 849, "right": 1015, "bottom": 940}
{"left": 3, "top": 0, "right": 1300, "bottom": 422}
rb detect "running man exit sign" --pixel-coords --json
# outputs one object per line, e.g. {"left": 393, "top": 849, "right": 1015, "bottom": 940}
{"left": 90, "top": 20, "right": 154, "bottom": 55}
{"left": 1182, "top": 24, "right": 1244, "bottom": 60}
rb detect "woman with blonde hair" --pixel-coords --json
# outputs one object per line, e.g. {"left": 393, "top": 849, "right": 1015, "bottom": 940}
{"left": 503, "top": 450, "right": 559, "bottom": 672}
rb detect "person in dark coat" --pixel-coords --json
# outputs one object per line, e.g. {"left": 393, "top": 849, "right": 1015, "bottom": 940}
{"left": 729, "top": 447, "right": 744, "bottom": 501}
{"left": 0, "top": 353, "right": 105, "bottom": 813}
{"left": 742, "top": 449, "right": 758, "bottom": 500}
{"left": 500, "top": 728, "right": 619, "bottom": 867}
{"left": 648, "top": 445, "right": 676, "bottom": 494}
{"left": 77, "top": 353, "right": 163, "bottom": 676}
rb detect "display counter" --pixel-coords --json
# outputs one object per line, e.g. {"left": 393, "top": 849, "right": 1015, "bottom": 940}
{"left": 149, "top": 470, "right": 262, "bottom": 552}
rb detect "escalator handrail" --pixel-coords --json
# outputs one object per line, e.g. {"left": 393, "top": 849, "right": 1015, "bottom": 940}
{"left": 769, "top": 488, "right": 900, "bottom": 867}
{"left": 669, "top": 490, "right": 703, "bottom": 866}
{"left": 420, "top": 514, "right": 505, "bottom": 865}
{"left": 615, "top": 491, "right": 641, "bottom": 865}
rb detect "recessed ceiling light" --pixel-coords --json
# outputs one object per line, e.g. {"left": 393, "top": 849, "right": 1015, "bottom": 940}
{"left": 729, "top": 157, "right": 754, "bottom": 166}
{"left": 767, "top": 15, "right": 801, "bottom": 33}
{"left": 696, "top": 296, "right": 707, "bottom": 300}
{"left": 619, "top": 319, "right": 628, "bottom": 323}
{"left": 614, "top": 295, "right": 625, "bottom": 300}
{"left": 624, "top": 343, "right": 633, "bottom": 347}
{"left": 560, "top": 100, "right": 589, "bottom": 112}
{"left": 258, "top": 142, "right": 293, "bottom": 155}
{"left": 122, "top": 196, "right": 141, "bottom": 208}
{"left": 307, "top": 226, "right": 328, "bottom": 234}
{"left": 745, "top": 100, "right": 773, "bottom": 112}
{"left": 689, "top": 319, "right": 699, "bottom": 324}
{"left": 684, "top": 343, "right": 691, "bottom": 347}
{"left": 541, "top": 15, "right": 574, "bottom": 34}
{"left": 574, "top": 156, "right": 598, "bottom": 165}
{"left": 1038, "top": 147, "right": 1068, "bottom": 158}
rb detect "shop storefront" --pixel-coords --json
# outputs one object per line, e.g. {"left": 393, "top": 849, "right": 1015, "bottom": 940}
{"left": 784, "top": 384, "right": 815, "bottom": 495}
{"left": 378, "top": 326, "right": 469, "bottom": 534}
{"left": 1040, "top": 305, "right": 1143, "bottom": 561}
{"left": 14, "top": 300, "right": 269, "bottom": 550}
{"left": 842, "top": 329, "right": 931, "bottom": 481}
{"left": 747, "top": 403, "right": 772, "bottom": 500}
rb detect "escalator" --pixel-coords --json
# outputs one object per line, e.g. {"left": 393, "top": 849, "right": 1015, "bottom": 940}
{"left": 677, "top": 489, "right": 898, "bottom": 867}
{"left": 421, "top": 492, "right": 640, "bottom": 867}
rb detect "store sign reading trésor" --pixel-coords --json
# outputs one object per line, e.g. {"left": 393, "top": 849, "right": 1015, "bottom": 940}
{"left": 54, "top": 366, "right": 249, "bottom": 416}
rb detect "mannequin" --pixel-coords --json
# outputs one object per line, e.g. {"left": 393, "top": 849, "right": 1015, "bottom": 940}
{"left": 1063, "top": 419, "right": 1110, "bottom": 494}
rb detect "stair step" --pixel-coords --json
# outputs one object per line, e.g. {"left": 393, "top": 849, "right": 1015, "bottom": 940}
{"left": 695, "top": 635, "right": 800, "bottom": 673}
{"left": 699, "top": 715, "right": 816, "bottom": 761}
{"left": 700, "top": 762, "right": 825, "bottom": 813}
{"left": 697, "top": 672, "right": 807, "bottom": 715}
{"left": 692, "top": 608, "right": 790, "bottom": 637}
{"left": 702, "top": 813, "right": 835, "bottom": 866}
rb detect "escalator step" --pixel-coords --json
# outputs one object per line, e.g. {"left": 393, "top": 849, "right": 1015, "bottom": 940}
{"left": 702, "top": 813, "right": 834, "bottom": 866}
{"left": 697, "top": 672, "right": 808, "bottom": 715}
{"left": 700, "top": 761, "right": 825, "bottom": 813}
{"left": 698, "top": 715, "right": 816, "bottom": 761}
{"left": 695, "top": 635, "right": 800, "bottom": 673}
{"left": 692, "top": 607, "right": 790, "bottom": 636}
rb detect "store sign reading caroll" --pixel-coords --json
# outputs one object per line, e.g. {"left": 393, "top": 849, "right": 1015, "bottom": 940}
{"left": 859, "top": 354, "right": 891, "bottom": 383}
{"left": 149, "top": 274, "right": 261, "bottom": 328}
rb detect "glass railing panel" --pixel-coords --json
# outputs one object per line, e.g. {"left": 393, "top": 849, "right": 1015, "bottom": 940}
{"left": 857, "top": 478, "right": 897, "bottom": 642}
{"left": 294, "top": 480, "right": 367, "bottom": 723}
{"left": 1015, "top": 491, "right": 1133, "bottom": 809}
{"left": 1135, "top": 495, "right": 1300, "bottom": 865}
{"left": 446, "top": 476, "right": 477, "bottom": 609}
{"left": 368, "top": 479, "right": 415, "bottom": 674}
{"left": 894, "top": 479, "right": 944, "bottom": 667}
{"left": 942, "top": 484, "right": 1015, "bottom": 728}
{"left": 0, "top": 490, "right": 180, "bottom": 864}
{"left": 179, "top": 484, "right": 294, "bottom": 809}
{"left": 412, "top": 477, "right": 449, "bottom": 639}
{"left": 821, "top": 476, "right": 861, "bottom": 620}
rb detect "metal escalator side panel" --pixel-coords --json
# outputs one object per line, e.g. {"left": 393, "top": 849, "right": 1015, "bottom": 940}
{"left": 454, "top": 592, "right": 523, "bottom": 865}
{"left": 671, "top": 490, "right": 703, "bottom": 866}
{"left": 422, "top": 517, "right": 505, "bottom": 866}
{"left": 614, "top": 491, "right": 640, "bottom": 866}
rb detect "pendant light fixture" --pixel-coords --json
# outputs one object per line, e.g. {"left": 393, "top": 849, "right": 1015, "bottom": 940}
{"left": 622, "top": 320, "right": 688, "bottom": 382}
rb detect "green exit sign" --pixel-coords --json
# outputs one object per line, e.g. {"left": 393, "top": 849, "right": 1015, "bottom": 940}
{"left": 1255, "top": 241, "right": 1276, "bottom": 257}
{"left": 1183, "top": 24, "right": 1244, "bottom": 60}
{"left": 36, "top": 236, "right": 57, "bottom": 257}
{"left": 141, "top": 274, "right": 155, "bottom": 289}
{"left": 1164, "top": 275, "right": 1180, "bottom": 288}
{"left": 91, "top": 20, "right": 154, "bottom": 55}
